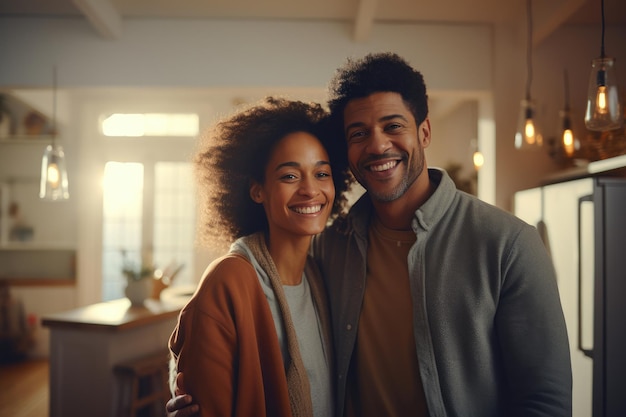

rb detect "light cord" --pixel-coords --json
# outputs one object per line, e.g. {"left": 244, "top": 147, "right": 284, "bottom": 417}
{"left": 52, "top": 66, "right": 57, "bottom": 146}
{"left": 525, "top": 0, "right": 533, "bottom": 100}
{"left": 600, "top": 0, "right": 605, "bottom": 57}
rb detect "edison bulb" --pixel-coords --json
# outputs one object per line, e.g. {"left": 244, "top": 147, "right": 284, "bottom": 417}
{"left": 562, "top": 129, "right": 574, "bottom": 157}
{"left": 47, "top": 162, "right": 60, "bottom": 188}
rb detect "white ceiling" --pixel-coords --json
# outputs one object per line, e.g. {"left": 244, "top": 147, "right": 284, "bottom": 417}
{"left": 2, "top": 0, "right": 624, "bottom": 123}
{"left": 1, "top": 0, "right": 624, "bottom": 42}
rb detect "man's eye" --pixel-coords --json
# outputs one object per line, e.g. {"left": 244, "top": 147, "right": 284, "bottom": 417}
{"left": 348, "top": 130, "right": 366, "bottom": 142}
{"left": 386, "top": 123, "right": 402, "bottom": 130}
{"left": 280, "top": 174, "right": 297, "bottom": 180}
{"left": 317, "top": 171, "right": 331, "bottom": 178}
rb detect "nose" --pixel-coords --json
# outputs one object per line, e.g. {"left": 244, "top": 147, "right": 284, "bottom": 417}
{"left": 365, "top": 128, "right": 391, "bottom": 155}
{"left": 298, "top": 176, "right": 321, "bottom": 197}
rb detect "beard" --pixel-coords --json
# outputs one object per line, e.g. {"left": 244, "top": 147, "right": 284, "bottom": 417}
{"left": 355, "top": 145, "right": 425, "bottom": 203}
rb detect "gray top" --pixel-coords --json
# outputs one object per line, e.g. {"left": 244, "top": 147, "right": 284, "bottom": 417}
{"left": 232, "top": 239, "right": 332, "bottom": 417}
{"left": 312, "top": 168, "right": 572, "bottom": 417}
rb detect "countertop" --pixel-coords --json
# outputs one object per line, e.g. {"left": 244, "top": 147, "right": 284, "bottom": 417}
{"left": 41, "top": 285, "right": 194, "bottom": 332}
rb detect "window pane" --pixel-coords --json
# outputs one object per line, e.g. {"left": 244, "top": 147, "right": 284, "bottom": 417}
{"left": 101, "top": 162, "right": 144, "bottom": 301}
{"left": 153, "top": 162, "right": 195, "bottom": 287}
{"left": 101, "top": 113, "right": 199, "bottom": 137}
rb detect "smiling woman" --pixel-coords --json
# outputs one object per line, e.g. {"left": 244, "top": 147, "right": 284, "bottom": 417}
{"left": 168, "top": 97, "right": 351, "bottom": 417}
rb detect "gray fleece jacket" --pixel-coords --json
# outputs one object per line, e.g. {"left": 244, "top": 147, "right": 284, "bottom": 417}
{"left": 311, "top": 168, "right": 572, "bottom": 417}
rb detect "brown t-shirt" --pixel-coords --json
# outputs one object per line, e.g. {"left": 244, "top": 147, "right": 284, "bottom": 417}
{"left": 345, "top": 217, "right": 428, "bottom": 417}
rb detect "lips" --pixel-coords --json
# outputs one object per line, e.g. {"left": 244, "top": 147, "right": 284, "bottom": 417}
{"left": 291, "top": 204, "right": 323, "bottom": 214}
{"left": 369, "top": 160, "right": 399, "bottom": 172}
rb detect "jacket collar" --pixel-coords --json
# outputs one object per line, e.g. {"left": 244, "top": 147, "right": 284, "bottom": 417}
{"left": 346, "top": 168, "right": 457, "bottom": 238}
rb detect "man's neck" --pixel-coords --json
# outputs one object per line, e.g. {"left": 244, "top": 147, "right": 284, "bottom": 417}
{"left": 371, "top": 172, "right": 435, "bottom": 231}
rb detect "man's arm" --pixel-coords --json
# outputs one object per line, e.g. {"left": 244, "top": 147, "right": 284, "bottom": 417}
{"left": 165, "top": 372, "right": 199, "bottom": 417}
{"left": 497, "top": 225, "right": 572, "bottom": 416}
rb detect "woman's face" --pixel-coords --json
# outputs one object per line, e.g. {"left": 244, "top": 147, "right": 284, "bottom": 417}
{"left": 250, "top": 131, "right": 335, "bottom": 239}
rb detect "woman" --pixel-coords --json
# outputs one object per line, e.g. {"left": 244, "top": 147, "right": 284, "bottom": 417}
{"left": 168, "top": 97, "right": 350, "bottom": 417}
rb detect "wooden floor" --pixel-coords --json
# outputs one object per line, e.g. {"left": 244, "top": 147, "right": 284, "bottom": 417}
{"left": 0, "top": 358, "right": 49, "bottom": 417}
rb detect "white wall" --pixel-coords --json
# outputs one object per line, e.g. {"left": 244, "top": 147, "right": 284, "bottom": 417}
{"left": 0, "top": 18, "right": 492, "bottom": 91}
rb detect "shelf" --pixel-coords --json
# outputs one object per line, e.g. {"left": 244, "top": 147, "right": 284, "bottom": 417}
{"left": 0, "top": 242, "right": 75, "bottom": 250}
{"left": 0, "top": 278, "right": 75, "bottom": 286}
{"left": 543, "top": 153, "right": 626, "bottom": 185}
{"left": 0, "top": 135, "right": 56, "bottom": 144}
{"left": 0, "top": 247, "right": 76, "bottom": 282}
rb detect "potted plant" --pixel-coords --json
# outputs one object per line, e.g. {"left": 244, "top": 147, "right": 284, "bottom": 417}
{"left": 121, "top": 250, "right": 155, "bottom": 306}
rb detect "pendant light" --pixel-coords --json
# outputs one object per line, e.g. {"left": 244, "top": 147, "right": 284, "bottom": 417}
{"left": 584, "top": 0, "right": 623, "bottom": 131}
{"left": 39, "top": 66, "right": 70, "bottom": 201}
{"left": 559, "top": 70, "right": 579, "bottom": 158}
{"left": 515, "top": 0, "right": 542, "bottom": 150}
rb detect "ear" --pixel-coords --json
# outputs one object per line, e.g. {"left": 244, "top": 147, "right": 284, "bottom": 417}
{"left": 249, "top": 181, "right": 264, "bottom": 203}
{"left": 419, "top": 118, "right": 432, "bottom": 148}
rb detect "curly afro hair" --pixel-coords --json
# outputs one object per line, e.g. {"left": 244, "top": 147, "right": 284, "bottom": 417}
{"left": 327, "top": 52, "right": 429, "bottom": 130}
{"left": 194, "top": 96, "right": 352, "bottom": 250}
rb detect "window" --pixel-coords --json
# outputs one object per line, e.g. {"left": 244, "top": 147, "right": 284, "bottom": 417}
{"left": 101, "top": 161, "right": 196, "bottom": 301}
{"left": 101, "top": 162, "right": 144, "bottom": 301}
{"left": 101, "top": 113, "right": 199, "bottom": 137}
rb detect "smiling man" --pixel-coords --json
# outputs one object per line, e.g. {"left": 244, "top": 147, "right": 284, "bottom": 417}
{"left": 311, "top": 52, "right": 572, "bottom": 417}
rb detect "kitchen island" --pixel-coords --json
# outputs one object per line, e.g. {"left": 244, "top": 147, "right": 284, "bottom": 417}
{"left": 42, "top": 289, "right": 191, "bottom": 417}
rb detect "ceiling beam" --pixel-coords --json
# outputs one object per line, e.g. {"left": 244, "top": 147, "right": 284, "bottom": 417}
{"left": 72, "top": 0, "right": 123, "bottom": 40}
{"left": 353, "top": 0, "right": 378, "bottom": 42}
{"left": 533, "top": 0, "right": 587, "bottom": 45}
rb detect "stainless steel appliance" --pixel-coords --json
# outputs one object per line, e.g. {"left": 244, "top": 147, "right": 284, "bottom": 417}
{"left": 514, "top": 176, "right": 626, "bottom": 417}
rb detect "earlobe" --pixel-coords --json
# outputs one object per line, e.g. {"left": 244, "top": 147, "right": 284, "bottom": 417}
{"left": 420, "top": 118, "right": 432, "bottom": 148}
{"left": 250, "top": 182, "right": 263, "bottom": 203}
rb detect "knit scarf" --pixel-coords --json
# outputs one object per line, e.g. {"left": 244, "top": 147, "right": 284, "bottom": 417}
{"left": 239, "top": 232, "right": 316, "bottom": 417}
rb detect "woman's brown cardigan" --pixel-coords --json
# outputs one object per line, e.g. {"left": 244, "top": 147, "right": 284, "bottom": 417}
{"left": 169, "top": 233, "right": 334, "bottom": 417}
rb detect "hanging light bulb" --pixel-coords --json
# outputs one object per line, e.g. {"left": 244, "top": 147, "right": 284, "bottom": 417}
{"left": 39, "top": 66, "right": 70, "bottom": 201}
{"left": 584, "top": 0, "right": 623, "bottom": 131}
{"left": 560, "top": 70, "right": 579, "bottom": 158}
{"left": 470, "top": 139, "right": 484, "bottom": 171}
{"left": 515, "top": 0, "right": 542, "bottom": 150}
{"left": 473, "top": 150, "right": 485, "bottom": 171}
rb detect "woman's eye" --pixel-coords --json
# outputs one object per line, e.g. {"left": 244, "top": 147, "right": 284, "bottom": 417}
{"left": 317, "top": 171, "right": 331, "bottom": 178}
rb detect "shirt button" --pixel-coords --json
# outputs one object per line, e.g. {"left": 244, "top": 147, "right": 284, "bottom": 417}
{"left": 346, "top": 324, "right": 352, "bottom": 330}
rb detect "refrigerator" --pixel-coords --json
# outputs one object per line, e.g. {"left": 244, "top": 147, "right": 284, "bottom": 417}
{"left": 514, "top": 176, "right": 626, "bottom": 417}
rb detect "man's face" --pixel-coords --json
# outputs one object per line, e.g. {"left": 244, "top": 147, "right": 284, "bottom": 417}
{"left": 343, "top": 91, "right": 430, "bottom": 203}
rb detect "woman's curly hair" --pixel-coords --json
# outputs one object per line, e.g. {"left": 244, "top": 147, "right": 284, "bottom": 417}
{"left": 195, "top": 96, "right": 352, "bottom": 250}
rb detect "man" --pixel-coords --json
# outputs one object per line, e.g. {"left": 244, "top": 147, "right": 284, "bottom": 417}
{"left": 167, "top": 52, "right": 572, "bottom": 417}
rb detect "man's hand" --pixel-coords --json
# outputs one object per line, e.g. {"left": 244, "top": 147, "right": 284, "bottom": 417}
{"left": 166, "top": 372, "right": 199, "bottom": 417}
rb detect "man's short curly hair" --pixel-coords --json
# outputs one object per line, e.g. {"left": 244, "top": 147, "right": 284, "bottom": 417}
{"left": 195, "top": 96, "right": 351, "bottom": 250}
{"left": 327, "top": 52, "right": 429, "bottom": 128}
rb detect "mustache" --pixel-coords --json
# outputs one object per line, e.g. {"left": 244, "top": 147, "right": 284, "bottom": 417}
{"left": 361, "top": 152, "right": 407, "bottom": 166}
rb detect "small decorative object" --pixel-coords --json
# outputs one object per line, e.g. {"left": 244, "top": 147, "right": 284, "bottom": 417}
{"left": 8, "top": 202, "right": 34, "bottom": 242}
{"left": 121, "top": 250, "right": 156, "bottom": 306}
{"left": 150, "top": 262, "right": 185, "bottom": 300}
{"left": 0, "top": 95, "right": 12, "bottom": 138}
{"left": 23, "top": 111, "right": 47, "bottom": 136}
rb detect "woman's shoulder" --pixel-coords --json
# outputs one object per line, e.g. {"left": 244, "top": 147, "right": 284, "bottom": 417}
{"left": 186, "top": 253, "right": 264, "bottom": 313}
{"left": 200, "top": 253, "right": 257, "bottom": 287}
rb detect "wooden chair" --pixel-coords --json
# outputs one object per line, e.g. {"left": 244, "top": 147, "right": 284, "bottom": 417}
{"left": 114, "top": 349, "right": 170, "bottom": 417}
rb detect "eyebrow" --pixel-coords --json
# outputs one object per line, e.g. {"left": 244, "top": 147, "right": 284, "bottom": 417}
{"left": 274, "top": 160, "right": 331, "bottom": 172}
{"left": 344, "top": 114, "right": 409, "bottom": 134}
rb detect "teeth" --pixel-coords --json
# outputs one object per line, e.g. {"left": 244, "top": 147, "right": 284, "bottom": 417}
{"left": 293, "top": 205, "right": 322, "bottom": 214}
{"left": 370, "top": 161, "right": 397, "bottom": 172}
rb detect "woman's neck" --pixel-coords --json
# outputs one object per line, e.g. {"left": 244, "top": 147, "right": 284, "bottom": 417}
{"left": 265, "top": 233, "right": 312, "bottom": 286}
